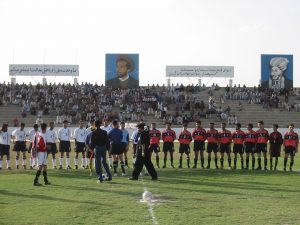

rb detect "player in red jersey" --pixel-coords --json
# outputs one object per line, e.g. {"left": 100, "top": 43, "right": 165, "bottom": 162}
{"left": 244, "top": 123, "right": 257, "bottom": 170}
{"left": 162, "top": 122, "right": 176, "bottom": 168}
{"left": 232, "top": 123, "right": 245, "bottom": 170}
{"left": 256, "top": 121, "right": 269, "bottom": 170}
{"left": 178, "top": 123, "right": 192, "bottom": 168}
{"left": 149, "top": 122, "right": 161, "bottom": 168}
{"left": 218, "top": 122, "right": 232, "bottom": 169}
{"left": 269, "top": 124, "right": 283, "bottom": 171}
{"left": 192, "top": 120, "right": 206, "bottom": 169}
{"left": 283, "top": 123, "right": 299, "bottom": 172}
{"left": 206, "top": 122, "right": 219, "bottom": 169}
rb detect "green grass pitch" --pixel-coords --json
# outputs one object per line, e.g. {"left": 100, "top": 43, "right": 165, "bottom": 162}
{"left": 0, "top": 143, "right": 300, "bottom": 225}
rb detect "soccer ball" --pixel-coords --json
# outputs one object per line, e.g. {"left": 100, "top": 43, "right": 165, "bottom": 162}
{"left": 102, "top": 174, "right": 108, "bottom": 181}
{"left": 142, "top": 191, "right": 153, "bottom": 201}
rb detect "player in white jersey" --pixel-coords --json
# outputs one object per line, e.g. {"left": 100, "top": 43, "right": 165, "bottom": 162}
{"left": 46, "top": 122, "right": 58, "bottom": 169}
{"left": 0, "top": 123, "right": 12, "bottom": 170}
{"left": 73, "top": 120, "right": 87, "bottom": 169}
{"left": 12, "top": 123, "right": 27, "bottom": 169}
{"left": 27, "top": 124, "right": 39, "bottom": 169}
{"left": 58, "top": 120, "right": 72, "bottom": 169}
{"left": 131, "top": 128, "right": 139, "bottom": 167}
{"left": 101, "top": 119, "right": 113, "bottom": 168}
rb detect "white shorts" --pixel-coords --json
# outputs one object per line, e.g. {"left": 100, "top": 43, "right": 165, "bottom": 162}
{"left": 37, "top": 152, "right": 48, "bottom": 166}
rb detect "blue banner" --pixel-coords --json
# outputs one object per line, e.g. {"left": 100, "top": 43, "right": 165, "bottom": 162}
{"left": 261, "top": 54, "right": 293, "bottom": 90}
{"left": 105, "top": 54, "right": 139, "bottom": 89}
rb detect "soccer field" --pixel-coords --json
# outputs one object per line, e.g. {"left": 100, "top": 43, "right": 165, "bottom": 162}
{"left": 0, "top": 143, "right": 300, "bottom": 225}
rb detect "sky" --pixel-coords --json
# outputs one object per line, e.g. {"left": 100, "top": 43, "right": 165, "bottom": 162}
{"left": 0, "top": 0, "right": 299, "bottom": 86}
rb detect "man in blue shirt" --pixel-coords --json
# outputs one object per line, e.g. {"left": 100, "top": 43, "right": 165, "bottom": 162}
{"left": 108, "top": 120, "right": 126, "bottom": 176}
{"left": 120, "top": 121, "right": 130, "bottom": 168}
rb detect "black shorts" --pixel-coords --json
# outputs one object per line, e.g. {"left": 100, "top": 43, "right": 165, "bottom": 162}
{"left": 121, "top": 143, "right": 129, "bottom": 152}
{"left": 47, "top": 143, "right": 57, "bottom": 154}
{"left": 193, "top": 140, "right": 205, "bottom": 151}
{"left": 244, "top": 142, "right": 255, "bottom": 154}
{"left": 75, "top": 141, "right": 86, "bottom": 152}
{"left": 149, "top": 144, "right": 160, "bottom": 153}
{"left": 220, "top": 143, "right": 231, "bottom": 153}
{"left": 163, "top": 142, "right": 174, "bottom": 152}
{"left": 0, "top": 144, "right": 10, "bottom": 156}
{"left": 111, "top": 144, "right": 123, "bottom": 155}
{"left": 256, "top": 143, "right": 267, "bottom": 153}
{"left": 284, "top": 146, "right": 296, "bottom": 156}
{"left": 270, "top": 144, "right": 281, "bottom": 157}
{"left": 59, "top": 141, "right": 71, "bottom": 152}
{"left": 179, "top": 144, "right": 190, "bottom": 154}
{"left": 233, "top": 144, "right": 244, "bottom": 154}
{"left": 13, "top": 141, "right": 27, "bottom": 152}
{"left": 207, "top": 143, "right": 218, "bottom": 153}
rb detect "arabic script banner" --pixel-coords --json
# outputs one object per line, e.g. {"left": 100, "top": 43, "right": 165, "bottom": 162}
{"left": 9, "top": 64, "right": 79, "bottom": 76}
{"left": 166, "top": 66, "right": 234, "bottom": 78}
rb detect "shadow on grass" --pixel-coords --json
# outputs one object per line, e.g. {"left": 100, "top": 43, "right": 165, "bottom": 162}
{"left": 0, "top": 189, "right": 106, "bottom": 206}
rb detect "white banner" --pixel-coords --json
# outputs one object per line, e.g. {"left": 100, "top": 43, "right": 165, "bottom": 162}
{"left": 9, "top": 64, "right": 79, "bottom": 76}
{"left": 166, "top": 66, "right": 234, "bottom": 78}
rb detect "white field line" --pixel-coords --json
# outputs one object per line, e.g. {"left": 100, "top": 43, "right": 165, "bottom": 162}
{"left": 140, "top": 176, "right": 158, "bottom": 225}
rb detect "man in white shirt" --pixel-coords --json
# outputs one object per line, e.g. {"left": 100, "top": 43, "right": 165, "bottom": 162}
{"left": 12, "top": 123, "right": 27, "bottom": 169}
{"left": 27, "top": 124, "right": 39, "bottom": 169}
{"left": 101, "top": 119, "right": 113, "bottom": 168}
{"left": 73, "top": 120, "right": 87, "bottom": 169}
{"left": 58, "top": 120, "right": 72, "bottom": 169}
{"left": 46, "top": 121, "right": 58, "bottom": 169}
{"left": 0, "top": 123, "right": 12, "bottom": 170}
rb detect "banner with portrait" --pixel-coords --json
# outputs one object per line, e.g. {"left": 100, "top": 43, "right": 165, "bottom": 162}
{"left": 261, "top": 54, "right": 293, "bottom": 90}
{"left": 105, "top": 54, "right": 139, "bottom": 89}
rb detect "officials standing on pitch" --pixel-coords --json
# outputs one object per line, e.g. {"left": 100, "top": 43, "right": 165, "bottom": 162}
{"left": 129, "top": 123, "right": 158, "bottom": 181}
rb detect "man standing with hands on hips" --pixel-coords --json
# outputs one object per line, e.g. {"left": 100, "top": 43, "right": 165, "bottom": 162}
{"left": 129, "top": 123, "right": 158, "bottom": 181}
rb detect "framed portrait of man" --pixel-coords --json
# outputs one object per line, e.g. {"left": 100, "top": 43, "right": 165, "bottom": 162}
{"left": 105, "top": 54, "right": 139, "bottom": 89}
{"left": 261, "top": 54, "right": 293, "bottom": 91}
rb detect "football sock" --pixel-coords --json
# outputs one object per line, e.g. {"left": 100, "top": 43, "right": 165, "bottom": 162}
{"left": 59, "top": 157, "right": 63, "bottom": 166}
{"left": 257, "top": 158, "right": 261, "bottom": 168}
{"left": 207, "top": 157, "right": 211, "bottom": 167}
{"left": 66, "top": 158, "right": 70, "bottom": 167}
{"left": 34, "top": 170, "right": 41, "bottom": 183}
{"left": 108, "top": 156, "right": 113, "bottom": 167}
{"left": 214, "top": 157, "right": 218, "bottom": 167}
{"left": 270, "top": 158, "right": 273, "bottom": 168}
{"left": 228, "top": 158, "right": 231, "bottom": 167}
{"left": 220, "top": 158, "right": 224, "bottom": 167}
{"left": 234, "top": 158, "right": 237, "bottom": 167}
{"left": 74, "top": 158, "right": 78, "bottom": 166}
{"left": 30, "top": 158, "right": 33, "bottom": 167}
{"left": 120, "top": 161, "right": 126, "bottom": 173}
{"left": 156, "top": 156, "right": 159, "bottom": 167}
{"left": 179, "top": 157, "right": 182, "bottom": 167}
{"left": 52, "top": 159, "right": 56, "bottom": 167}
{"left": 6, "top": 160, "right": 10, "bottom": 168}
{"left": 163, "top": 157, "right": 167, "bottom": 166}
{"left": 83, "top": 158, "right": 87, "bottom": 167}
{"left": 0, "top": 160, "right": 2, "bottom": 168}
{"left": 284, "top": 157, "right": 288, "bottom": 168}
{"left": 32, "top": 158, "right": 36, "bottom": 166}
{"left": 274, "top": 158, "right": 278, "bottom": 168}
{"left": 200, "top": 157, "right": 204, "bottom": 167}
{"left": 241, "top": 159, "right": 244, "bottom": 168}
{"left": 15, "top": 156, "right": 19, "bottom": 167}
{"left": 252, "top": 157, "right": 255, "bottom": 168}
{"left": 170, "top": 157, "right": 174, "bottom": 165}
{"left": 22, "top": 157, "right": 26, "bottom": 166}
{"left": 246, "top": 157, "right": 249, "bottom": 168}
{"left": 194, "top": 158, "right": 197, "bottom": 167}
{"left": 113, "top": 161, "right": 118, "bottom": 173}
{"left": 264, "top": 158, "right": 267, "bottom": 168}
{"left": 290, "top": 158, "right": 294, "bottom": 169}
{"left": 187, "top": 157, "right": 190, "bottom": 168}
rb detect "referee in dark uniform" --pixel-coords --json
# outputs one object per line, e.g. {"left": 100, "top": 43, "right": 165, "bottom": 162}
{"left": 129, "top": 123, "right": 158, "bottom": 181}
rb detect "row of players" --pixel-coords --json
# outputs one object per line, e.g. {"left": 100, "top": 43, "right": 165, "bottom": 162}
{"left": 0, "top": 119, "right": 299, "bottom": 172}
